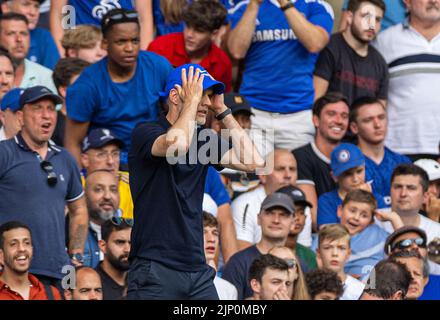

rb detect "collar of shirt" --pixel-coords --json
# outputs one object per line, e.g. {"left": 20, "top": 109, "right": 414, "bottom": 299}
{"left": 14, "top": 132, "right": 61, "bottom": 156}
{"left": 174, "top": 33, "right": 222, "bottom": 69}
{"left": 0, "top": 273, "right": 43, "bottom": 299}
{"left": 158, "top": 112, "right": 172, "bottom": 130}
{"left": 96, "top": 262, "right": 125, "bottom": 290}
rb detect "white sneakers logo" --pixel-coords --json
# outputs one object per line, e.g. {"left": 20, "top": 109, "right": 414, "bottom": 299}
{"left": 92, "top": 0, "right": 122, "bottom": 19}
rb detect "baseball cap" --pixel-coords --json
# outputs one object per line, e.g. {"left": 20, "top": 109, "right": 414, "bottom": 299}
{"left": 19, "top": 86, "right": 63, "bottom": 109}
{"left": 384, "top": 226, "right": 427, "bottom": 255}
{"left": 276, "top": 185, "right": 313, "bottom": 208}
{"left": 414, "top": 159, "right": 440, "bottom": 182}
{"left": 159, "top": 64, "right": 225, "bottom": 98}
{"left": 331, "top": 143, "right": 365, "bottom": 178}
{"left": 1, "top": 88, "right": 23, "bottom": 112}
{"left": 260, "top": 192, "right": 295, "bottom": 214}
{"left": 224, "top": 92, "right": 254, "bottom": 116}
{"left": 82, "top": 128, "right": 125, "bottom": 152}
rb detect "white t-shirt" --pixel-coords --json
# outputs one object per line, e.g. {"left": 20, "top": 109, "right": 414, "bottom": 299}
{"left": 340, "top": 275, "right": 365, "bottom": 300}
{"left": 203, "top": 193, "right": 218, "bottom": 217}
{"left": 0, "top": 127, "right": 6, "bottom": 142}
{"left": 214, "top": 276, "right": 238, "bottom": 300}
{"left": 231, "top": 185, "right": 313, "bottom": 247}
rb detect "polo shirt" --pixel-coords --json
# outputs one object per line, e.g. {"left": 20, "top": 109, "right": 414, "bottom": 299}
{"left": 66, "top": 51, "right": 173, "bottom": 162}
{"left": 374, "top": 20, "right": 440, "bottom": 155}
{"left": 20, "top": 59, "right": 57, "bottom": 93}
{"left": 228, "top": 0, "right": 334, "bottom": 113}
{"left": 0, "top": 134, "right": 84, "bottom": 279}
{"left": 128, "top": 114, "right": 230, "bottom": 272}
{"left": 0, "top": 273, "right": 61, "bottom": 300}
{"left": 148, "top": 32, "right": 232, "bottom": 92}
{"left": 95, "top": 262, "right": 126, "bottom": 300}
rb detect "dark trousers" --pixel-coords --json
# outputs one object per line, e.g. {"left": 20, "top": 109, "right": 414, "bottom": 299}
{"left": 126, "top": 258, "right": 219, "bottom": 300}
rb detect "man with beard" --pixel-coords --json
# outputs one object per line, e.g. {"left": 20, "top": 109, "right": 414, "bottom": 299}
{"left": 349, "top": 97, "right": 411, "bottom": 205}
{"left": 0, "top": 221, "right": 62, "bottom": 300}
{"left": 293, "top": 92, "right": 350, "bottom": 231}
{"left": 0, "top": 85, "right": 87, "bottom": 291}
{"left": 314, "top": 0, "right": 388, "bottom": 105}
{"left": 96, "top": 218, "right": 131, "bottom": 300}
{"left": 83, "top": 170, "right": 120, "bottom": 268}
{"left": 374, "top": 0, "right": 440, "bottom": 160}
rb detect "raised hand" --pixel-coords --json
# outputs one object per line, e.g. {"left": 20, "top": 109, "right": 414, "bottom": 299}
{"left": 175, "top": 66, "right": 205, "bottom": 108}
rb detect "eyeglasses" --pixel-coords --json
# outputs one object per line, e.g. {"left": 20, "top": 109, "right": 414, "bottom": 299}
{"left": 111, "top": 217, "right": 133, "bottom": 227}
{"left": 391, "top": 238, "right": 426, "bottom": 251}
{"left": 40, "top": 160, "right": 57, "bottom": 186}
{"left": 102, "top": 11, "right": 139, "bottom": 28}
{"left": 285, "top": 259, "right": 297, "bottom": 268}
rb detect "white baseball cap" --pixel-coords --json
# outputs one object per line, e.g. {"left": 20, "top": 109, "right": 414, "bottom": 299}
{"left": 414, "top": 159, "right": 440, "bottom": 181}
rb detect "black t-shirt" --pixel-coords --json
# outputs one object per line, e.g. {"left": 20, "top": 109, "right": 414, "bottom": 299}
{"left": 128, "top": 114, "right": 230, "bottom": 272}
{"left": 292, "top": 142, "right": 335, "bottom": 197}
{"left": 314, "top": 32, "right": 389, "bottom": 105}
{"left": 95, "top": 263, "right": 125, "bottom": 300}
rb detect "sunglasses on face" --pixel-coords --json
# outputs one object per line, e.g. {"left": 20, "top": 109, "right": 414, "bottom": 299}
{"left": 111, "top": 217, "right": 133, "bottom": 227}
{"left": 391, "top": 238, "right": 426, "bottom": 251}
{"left": 40, "top": 160, "right": 57, "bottom": 186}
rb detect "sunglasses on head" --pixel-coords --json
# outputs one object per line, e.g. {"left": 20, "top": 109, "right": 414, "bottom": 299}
{"left": 40, "top": 160, "right": 57, "bottom": 186}
{"left": 391, "top": 237, "right": 426, "bottom": 252}
{"left": 285, "top": 258, "right": 297, "bottom": 268}
{"left": 103, "top": 11, "right": 139, "bottom": 27}
{"left": 111, "top": 217, "right": 133, "bottom": 227}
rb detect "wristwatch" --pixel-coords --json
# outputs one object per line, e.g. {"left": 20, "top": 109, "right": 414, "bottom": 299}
{"left": 215, "top": 108, "right": 232, "bottom": 121}
{"left": 281, "top": 1, "right": 295, "bottom": 12}
{"left": 70, "top": 253, "right": 84, "bottom": 264}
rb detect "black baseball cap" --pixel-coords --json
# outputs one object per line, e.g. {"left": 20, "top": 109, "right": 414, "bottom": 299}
{"left": 82, "top": 128, "right": 125, "bottom": 152}
{"left": 260, "top": 192, "right": 295, "bottom": 214}
{"left": 276, "top": 185, "right": 313, "bottom": 208}
{"left": 19, "top": 86, "right": 63, "bottom": 109}
{"left": 224, "top": 92, "right": 254, "bottom": 116}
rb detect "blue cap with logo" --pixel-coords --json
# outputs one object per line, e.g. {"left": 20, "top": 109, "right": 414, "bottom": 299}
{"left": 82, "top": 128, "right": 125, "bottom": 152}
{"left": 1, "top": 88, "right": 23, "bottom": 112}
{"left": 19, "top": 85, "right": 63, "bottom": 109}
{"left": 159, "top": 64, "right": 225, "bottom": 98}
{"left": 331, "top": 143, "right": 365, "bottom": 178}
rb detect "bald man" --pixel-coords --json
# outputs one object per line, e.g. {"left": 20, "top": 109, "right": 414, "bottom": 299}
{"left": 82, "top": 170, "right": 120, "bottom": 268}
{"left": 64, "top": 267, "right": 103, "bottom": 300}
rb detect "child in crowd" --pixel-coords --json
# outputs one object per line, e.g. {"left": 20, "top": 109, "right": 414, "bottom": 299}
{"left": 305, "top": 269, "right": 344, "bottom": 300}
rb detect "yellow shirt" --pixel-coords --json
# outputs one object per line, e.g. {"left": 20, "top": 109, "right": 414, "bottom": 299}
{"left": 81, "top": 171, "right": 134, "bottom": 219}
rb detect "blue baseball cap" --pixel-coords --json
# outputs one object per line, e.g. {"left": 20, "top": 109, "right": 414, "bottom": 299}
{"left": 331, "top": 143, "right": 365, "bottom": 177}
{"left": 159, "top": 64, "right": 225, "bottom": 98}
{"left": 82, "top": 128, "right": 125, "bottom": 152}
{"left": 1, "top": 88, "right": 23, "bottom": 112}
{"left": 19, "top": 85, "right": 63, "bottom": 109}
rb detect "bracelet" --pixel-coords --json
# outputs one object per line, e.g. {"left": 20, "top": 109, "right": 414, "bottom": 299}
{"left": 215, "top": 108, "right": 232, "bottom": 121}
{"left": 281, "top": 2, "right": 295, "bottom": 12}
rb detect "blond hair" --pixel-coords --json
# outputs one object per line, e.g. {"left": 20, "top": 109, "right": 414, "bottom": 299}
{"left": 318, "top": 224, "right": 350, "bottom": 247}
{"left": 61, "top": 25, "right": 103, "bottom": 51}
{"left": 160, "top": 0, "right": 187, "bottom": 24}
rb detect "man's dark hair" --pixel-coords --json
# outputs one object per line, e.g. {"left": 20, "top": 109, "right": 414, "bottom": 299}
{"left": 363, "top": 259, "right": 412, "bottom": 300}
{"left": 248, "top": 254, "right": 289, "bottom": 284}
{"left": 182, "top": 0, "right": 227, "bottom": 33}
{"left": 101, "top": 8, "right": 139, "bottom": 37}
{"left": 305, "top": 269, "right": 344, "bottom": 299}
{"left": 389, "top": 249, "right": 430, "bottom": 278}
{"left": 0, "top": 46, "right": 15, "bottom": 70}
{"left": 0, "top": 221, "right": 31, "bottom": 249}
{"left": 312, "top": 92, "right": 349, "bottom": 118}
{"left": 0, "top": 12, "right": 29, "bottom": 27}
{"left": 52, "top": 58, "right": 90, "bottom": 93}
{"left": 101, "top": 219, "right": 132, "bottom": 242}
{"left": 391, "top": 164, "right": 430, "bottom": 193}
{"left": 349, "top": 96, "right": 385, "bottom": 123}
{"left": 203, "top": 211, "right": 218, "bottom": 229}
{"left": 347, "top": 0, "right": 386, "bottom": 14}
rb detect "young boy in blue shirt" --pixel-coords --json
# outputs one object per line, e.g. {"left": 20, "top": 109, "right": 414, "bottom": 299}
{"left": 317, "top": 143, "right": 387, "bottom": 228}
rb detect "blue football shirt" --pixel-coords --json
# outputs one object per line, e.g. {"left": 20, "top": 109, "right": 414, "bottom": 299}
{"left": 228, "top": 0, "right": 333, "bottom": 113}
{"left": 28, "top": 28, "right": 60, "bottom": 70}
{"left": 66, "top": 51, "right": 173, "bottom": 160}
{"left": 68, "top": 0, "right": 135, "bottom": 25}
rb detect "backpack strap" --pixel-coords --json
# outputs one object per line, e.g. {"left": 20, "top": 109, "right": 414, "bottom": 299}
{"left": 44, "top": 284, "right": 55, "bottom": 300}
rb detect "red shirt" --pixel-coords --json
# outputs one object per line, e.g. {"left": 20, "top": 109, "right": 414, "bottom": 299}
{"left": 0, "top": 273, "right": 62, "bottom": 300}
{"left": 148, "top": 33, "right": 232, "bottom": 92}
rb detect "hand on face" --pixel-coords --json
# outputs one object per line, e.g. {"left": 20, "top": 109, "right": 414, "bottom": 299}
{"left": 273, "top": 287, "right": 291, "bottom": 300}
{"left": 175, "top": 66, "right": 205, "bottom": 108}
